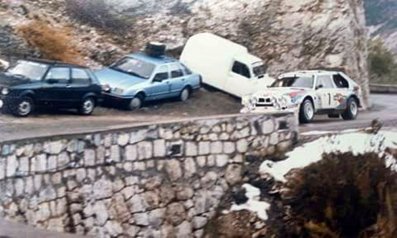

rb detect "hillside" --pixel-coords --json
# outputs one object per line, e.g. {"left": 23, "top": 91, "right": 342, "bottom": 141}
{"left": 0, "top": 0, "right": 370, "bottom": 107}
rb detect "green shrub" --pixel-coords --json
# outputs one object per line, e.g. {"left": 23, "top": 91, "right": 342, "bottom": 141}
{"left": 368, "top": 39, "right": 397, "bottom": 84}
{"left": 279, "top": 153, "right": 397, "bottom": 237}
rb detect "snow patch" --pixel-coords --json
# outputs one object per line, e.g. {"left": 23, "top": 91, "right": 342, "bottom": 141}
{"left": 260, "top": 131, "right": 397, "bottom": 182}
{"left": 230, "top": 184, "right": 270, "bottom": 221}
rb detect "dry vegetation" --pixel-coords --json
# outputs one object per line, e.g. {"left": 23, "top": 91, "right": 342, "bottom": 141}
{"left": 279, "top": 153, "right": 397, "bottom": 238}
{"left": 16, "top": 20, "right": 84, "bottom": 64}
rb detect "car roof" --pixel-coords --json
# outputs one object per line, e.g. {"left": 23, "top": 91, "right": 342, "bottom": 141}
{"left": 126, "top": 52, "right": 178, "bottom": 66}
{"left": 279, "top": 70, "right": 341, "bottom": 78}
{"left": 22, "top": 58, "right": 88, "bottom": 69}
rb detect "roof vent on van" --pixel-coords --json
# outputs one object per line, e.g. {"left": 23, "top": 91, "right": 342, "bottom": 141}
{"left": 145, "top": 42, "right": 166, "bottom": 57}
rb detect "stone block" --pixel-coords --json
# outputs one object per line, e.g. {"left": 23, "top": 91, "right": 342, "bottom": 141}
{"left": 117, "top": 133, "right": 130, "bottom": 146}
{"left": 184, "top": 157, "right": 197, "bottom": 178}
{"left": 225, "top": 164, "right": 243, "bottom": 186}
{"left": 165, "top": 160, "right": 182, "bottom": 182}
{"left": 125, "top": 145, "right": 138, "bottom": 161}
{"left": 6, "top": 155, "right": 18, "bottom": 177}
{"left": 216, "top": 155, "right": 229, "bottom": 167}
{"left": 110, "top": 145, "right": 121, "bottom": 162}
{"left": 269, "top": 132, "right": 279, "bottom": 145}
{"left": 223, "top": 142, "right": 235, "bottom": 154}
{"left": 210, "top": 141, "right": 223, "bottom": 154}
{"left": 185, "top": 142, "right": 198, "bottom": 156}
{"left": 137, "top": 141, "right": 153, "bottom": 160}
{"left": 198, "top": 141, "right": 210, "bottom": 155}
{"left": 84, "top": 149, "right": 96, "bottom": 166}
{"left": 197, "top": 156, "right": 206, "bottom": 167}
{"left": 154, "top": 139, "right": 166, "bottom": 157}
{"left": 192, "top": 216, "right": 208, "bottom": 230}
{"left": 262, "top": 119, "right": 275, "bottom": 135}
{"left": 236, "top": 139, "right": 249, "bottom": 153}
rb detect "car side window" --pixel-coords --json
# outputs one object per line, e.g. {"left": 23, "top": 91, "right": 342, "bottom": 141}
{"left": 232, "top": 61, "right": 251, "bottom": 78}
{"left": 316, "top": 75, "right": 335, "bottom": 89}
{"left": 72, "top": 68, "right": 91, "bottom": 85}
{"left": 170, "top": 64, "right": 184, "bottom": 78}
{"left": 333, "top": 74, "right": 349, "bottom": 88}
{"left": 153, "top": 65, "right": 169, "bottom": 82}
{"left": 45, "top": 67, "right": 70, "bottom": 83}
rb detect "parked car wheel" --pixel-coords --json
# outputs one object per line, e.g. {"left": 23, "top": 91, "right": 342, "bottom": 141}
{"left": 79, "top": 97, "right": 96, "bottom": 115}
{"left": 179, "top": 87, "right": 191, "bottom": 102}
{"left": 341, "top": 97, "right": 358, "bottom": 120}
{"left": 11, "top": 97, "right": 34, "bottom": 117}
{"left": 128, "top": 94, "right": 144, "bottom": 111}
{"left": 299, "top": 99, "right": 314, "bottom": 123}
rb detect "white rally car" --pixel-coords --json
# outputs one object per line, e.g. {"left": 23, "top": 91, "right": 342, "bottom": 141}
{"left": 241, "top": 70, "right": 362, "bottom": 123}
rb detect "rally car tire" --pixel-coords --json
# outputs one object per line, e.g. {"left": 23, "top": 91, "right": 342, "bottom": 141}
{"left": 11, "top": 96, "right": 34, "bottom": 117}
{"left": 299, "top": 99, "right": 314, "bottom": 124}
{"left": 341, "top": 97, "right": 358, "bottom": 120}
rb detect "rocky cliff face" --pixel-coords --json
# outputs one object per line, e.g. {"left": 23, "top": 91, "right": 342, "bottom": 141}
{"left": 0, "top": 0, "right": 370, "bottom": 107}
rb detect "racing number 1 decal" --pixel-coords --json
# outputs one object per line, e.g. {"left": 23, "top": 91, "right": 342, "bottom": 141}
{"left": 328, "top": 93, "right": 332, "bottom": 106}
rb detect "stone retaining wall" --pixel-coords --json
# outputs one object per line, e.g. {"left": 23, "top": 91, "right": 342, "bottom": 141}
{"left": 0, "top": 113, "right": 298, "bottom": 237}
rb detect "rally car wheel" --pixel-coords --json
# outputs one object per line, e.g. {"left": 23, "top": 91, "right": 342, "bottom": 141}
{"left": 128, "top": 95, "right": 143, "bottom": 111}
{"left": 341, "top": 97, "right": 358, "bottom": 120}
{"left": 299, "top": 99, "right": 314, "bottom": 124}
{"left": 179, "top": 87, "right": 191, "bottom": 102}
{"left": 11, "top": 97, "right": 34, "bottom": 117}
{"left": 79, "top": 97, "right": 95, "bottom": 115}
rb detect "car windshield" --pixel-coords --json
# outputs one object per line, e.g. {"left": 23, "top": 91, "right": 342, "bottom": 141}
{"left": 111, "top": 57, "right": 155, "bottom": 79}
{"left": 253, "top": 63, "right": 266, "bottom": 78}
{"left": 7, "top": 60, "right": 49, "bottom": 81}
{"left": 271, "top": 76, "right": 314, "bottom": 88}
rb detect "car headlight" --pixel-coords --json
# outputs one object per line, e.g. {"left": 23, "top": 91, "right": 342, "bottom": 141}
{"left": 1, "top": 88, "right": 9, "bottom": 95}
{"left": 101, "top": 84, "right": 111, "bottom": 92}
{"left": 113, "top": 87, "right": 124, "bottom": 95}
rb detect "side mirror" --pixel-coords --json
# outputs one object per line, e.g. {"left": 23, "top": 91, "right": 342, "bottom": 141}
{"left": 47, "top": 79, "right": 59, "bottom": 84}
{"left": 316, "top": 84, "right": 323, "bottom": 90}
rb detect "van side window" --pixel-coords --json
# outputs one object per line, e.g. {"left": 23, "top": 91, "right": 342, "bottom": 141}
{"left": 169, "top": 64, "right": 184, "bottom": 78}
{"left": 333, "top": 74, "right": 349, "bottom": 88}
{"left": 232, "top": 61, "right": 251, "bottom": 78}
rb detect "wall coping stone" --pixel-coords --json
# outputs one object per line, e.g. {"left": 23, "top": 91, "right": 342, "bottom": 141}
{"left": 0, "top": 112, "right": 294, "bottom": 145}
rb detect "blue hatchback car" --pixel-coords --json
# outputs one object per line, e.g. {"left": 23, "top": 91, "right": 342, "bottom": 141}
{"left": 95, "top": 44, "right": 201, "bottom": 110}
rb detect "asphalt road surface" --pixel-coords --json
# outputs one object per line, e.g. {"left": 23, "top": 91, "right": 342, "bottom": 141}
{"left": 0, "top": 91, "right": 396, "bottom": 142}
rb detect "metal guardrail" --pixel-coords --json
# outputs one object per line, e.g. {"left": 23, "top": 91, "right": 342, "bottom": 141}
{"left": 370, "top": 83, "right": 397, "bottom": 94}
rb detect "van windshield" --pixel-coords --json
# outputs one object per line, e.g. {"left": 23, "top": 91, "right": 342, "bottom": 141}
{"left": 271, "top": 76, "right": 314, "bottom": 88}
{"left": 111, "top": 57, "right": 155, "bottom": 79}
{"left": 253, "top": 63, "right": 266, "bottom": 78}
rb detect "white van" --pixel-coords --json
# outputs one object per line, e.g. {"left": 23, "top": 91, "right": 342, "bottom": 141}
{"left": 180, "top": 33, "right": 274, "bottom": 98}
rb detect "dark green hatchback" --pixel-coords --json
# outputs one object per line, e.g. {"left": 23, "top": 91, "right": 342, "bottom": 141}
{"left": 0, "top": 59, "right": 102, "bottom": 117}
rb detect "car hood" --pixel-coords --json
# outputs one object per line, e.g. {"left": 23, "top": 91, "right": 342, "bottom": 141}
{"left": 252, "top": 87, "right": 309, "bottom": 98}
{"left": 0, "top": 72, "right": 30, "bottom": 87}
{"left": 94, "top": 68, "right": 147, "bottom": 89}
